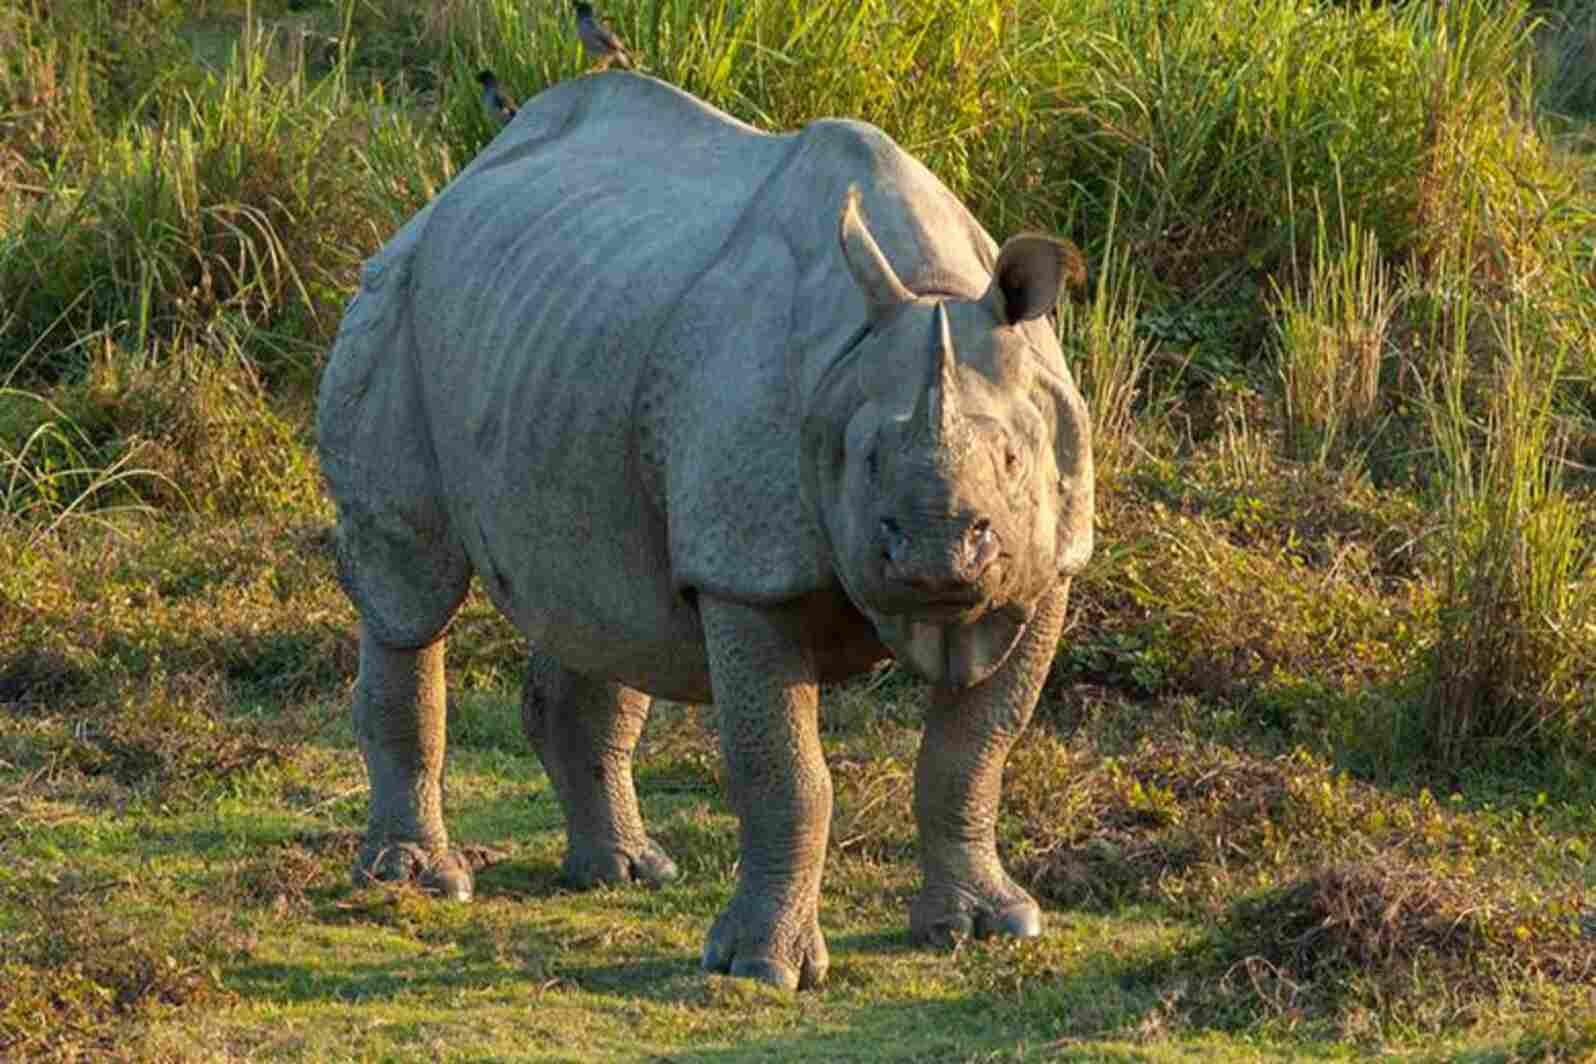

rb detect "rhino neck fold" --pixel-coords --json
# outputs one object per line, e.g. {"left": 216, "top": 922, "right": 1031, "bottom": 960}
{"left": 872, "top": 604, "right": 1031, "bottom": 689}
{"left": 805, "top": 319, "right": 874, "bottom": 416}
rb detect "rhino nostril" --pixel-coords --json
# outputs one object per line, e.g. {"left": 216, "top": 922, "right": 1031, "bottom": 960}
{"left": 879, "top": 517, "right": 905, "bottom": 564}
{"left": 967, "top": 519, "right": 999, "bottom": 570}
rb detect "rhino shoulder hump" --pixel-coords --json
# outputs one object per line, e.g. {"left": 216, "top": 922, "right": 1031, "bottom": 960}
{"left": 793, "top": 118, "right": 908, "bottom": 179}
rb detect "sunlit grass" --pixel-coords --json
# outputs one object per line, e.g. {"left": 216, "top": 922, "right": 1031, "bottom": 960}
{"left": 1417, "top": 220, "right": 1595, "bottom": 763}
{"left": 1061, "top": 191, "right": 1158, "bottom": 473}
{"left": 0, "top": 387, "right": 164, "bottom": 556}
{"left": 1273, "top": 199, "right": 1392, "bottom": 470}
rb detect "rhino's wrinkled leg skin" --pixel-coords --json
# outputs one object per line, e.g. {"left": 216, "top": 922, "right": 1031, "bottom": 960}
{"left": 910, "top": 582, "right": 1070, "bottom": 947}
{"left": 699, "top": 597, "right": 831, "bottom": 991}
{"left": 521, "top": 651, "right": 678, "bottom": 887}
{"left": 352, "top": 625, "right": 474, "bottom": 900}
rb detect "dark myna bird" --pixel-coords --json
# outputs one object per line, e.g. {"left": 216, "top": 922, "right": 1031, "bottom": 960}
{"left": 573, "top": 2, "right": 636, "bottom": 70}
{"left": 477, "top": 70, "right": 517, "bottom": 126}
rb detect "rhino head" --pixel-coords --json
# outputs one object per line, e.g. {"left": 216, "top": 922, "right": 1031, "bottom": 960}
{"left": 801, "top": 189, "right": 1094, "bottom": 689}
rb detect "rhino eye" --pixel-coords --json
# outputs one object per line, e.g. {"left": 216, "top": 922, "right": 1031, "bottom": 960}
{"left": 1004, "top": 447, "right": 1021, "bottom": 475}
{"left": 867, "top": 446, "right": 880, "bottom": 480}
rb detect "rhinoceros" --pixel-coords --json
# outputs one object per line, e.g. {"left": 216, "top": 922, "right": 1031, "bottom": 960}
{"left": 316, "top": 72, "right": 1093, "bottom": 990}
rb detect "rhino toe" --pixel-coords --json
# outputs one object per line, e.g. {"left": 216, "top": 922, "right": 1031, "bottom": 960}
{"left": 561, "top": 837, "right": 679, "bottom": 889}
{"left": 701, "top": 890, "right": 828, "bottom": 991}
{"left": 980, "top": 899, "right": 1042, "bottom": 939}
{"left": 354, "top": 842, "right": 476, "bottom": 901}
{"left": 910, "top": 881, "right": 1041, "bottom": 948}
{"left": 727, "top": 958, "right": 801, "bottom": 991}
{"left": 630, "top": 841, "right": 680, "bottom": 886}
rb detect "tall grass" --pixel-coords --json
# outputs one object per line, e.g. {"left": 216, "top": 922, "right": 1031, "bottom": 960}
{"left": 1061, "top": 195, "right": 1157, "bottom": 473}
{"left": 0, "top": 4, "right": 440, "bottom": 387}
{"left": 1273, "top": 198, "right": 1393, "bottom": 469}
{"left": 1535, "top": 2, "right": 1596, "bottom": 118}
{"left": 0, "top": 388, "right": 163, "bottom": 558}
{"left": 1031, "top": 0, "right": 1434, "bottom": 287}
{"left": 1416, "top": 219, "right": 1594, "bottom": 763}
{"left": 413, "top": 0, "right": 1051, "bottom": 223}
{"left": 9, "top": 0, "right": 1547, "bottom": 350}
{"left": 0, "top": 0, "right": 439, "bottom": 545}
{"left": 414, "top": 0, "right": 1538, "bottom": 315}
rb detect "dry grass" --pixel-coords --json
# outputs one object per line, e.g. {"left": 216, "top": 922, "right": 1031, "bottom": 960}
{"left": 0, "top": 874, "right": 246, "bottom": 1060}
{"left": 1211, "top": 856, "right": 1596, "bottom": 1033}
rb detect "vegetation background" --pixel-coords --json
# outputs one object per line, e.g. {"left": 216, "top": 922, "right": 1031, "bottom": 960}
{"left": 2, "top": 0, "right": 1594, "bottom": 1059}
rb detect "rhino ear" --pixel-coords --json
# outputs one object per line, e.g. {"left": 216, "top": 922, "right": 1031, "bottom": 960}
{"left": 983, "top": 234, "right": 1087, "bottom": 325}
{"left": 838, "top": 185, "right": 913, "bottom": 320}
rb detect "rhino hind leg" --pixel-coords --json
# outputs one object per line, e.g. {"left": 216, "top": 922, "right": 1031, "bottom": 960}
{"left": 351, "top": 627, "right": 476, "bottom": 900}
{"left": 521, "top": 651, "right": 678, "bottom": 887}
{"left": 333, "top": 491, "right": 476, "bottom": 899}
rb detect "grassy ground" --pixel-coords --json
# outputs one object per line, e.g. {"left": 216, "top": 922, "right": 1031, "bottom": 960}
{"left": 3, "top": 0, "right": 1595, "bottom": 1060}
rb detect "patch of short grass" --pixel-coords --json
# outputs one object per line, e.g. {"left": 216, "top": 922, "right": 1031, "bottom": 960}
{"left": 3, "top": 533, "right": 1592, "bottom": 1059}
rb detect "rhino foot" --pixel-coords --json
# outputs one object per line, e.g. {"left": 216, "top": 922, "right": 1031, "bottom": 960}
{"left": 353, "top": 842, "right": 476, "bottom": 901}
{"left": 562, "top": 836, "right": 679, "bottom": 888}
{"left": 702, "top": 889, "right": 828, "bottom": 990}
{"left": 910, "top": 876, "right": 1041, "bottom": 948}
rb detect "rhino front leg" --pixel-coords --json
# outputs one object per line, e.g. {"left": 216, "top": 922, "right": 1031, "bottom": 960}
{"left": 352, "top": 625, "right": 475, "bottom": 900}
{"left": 910, "top": 583, "right": 1069, "bottom": 946}
{"left": 521, "top": 651, "right": 678, "bottom": 887}
{"left": 699, "top": 597, "right": 831, "bottom": 990}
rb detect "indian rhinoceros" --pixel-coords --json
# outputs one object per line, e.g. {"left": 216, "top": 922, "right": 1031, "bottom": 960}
{"left": 316, "top": 71, "right": 1094, "bottom": 990}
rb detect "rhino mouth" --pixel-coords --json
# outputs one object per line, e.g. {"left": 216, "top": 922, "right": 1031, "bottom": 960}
{"left": 871, "top": 600, "right": 1033, "bottom": 689}
{"left": 871, "top": 563, "right": 1007, "bottom": 620}
{"left": 894, "top": 593, "right": 986, "bottom": 622}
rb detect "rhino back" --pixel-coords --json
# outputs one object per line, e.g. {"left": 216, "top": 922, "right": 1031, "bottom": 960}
{"left": 398, "top": 75, "right": 796, "bottom": 690}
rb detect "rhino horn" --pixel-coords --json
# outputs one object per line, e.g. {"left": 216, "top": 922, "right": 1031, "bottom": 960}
{"left": 911, "top": 302, "right": 962, "bottom": 443}
{"left": 838, "top": 185, "right": 912, "bottom": 320}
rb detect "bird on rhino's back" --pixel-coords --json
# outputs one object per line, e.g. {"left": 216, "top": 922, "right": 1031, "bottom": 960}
{"left": 573, "top": 1, "right": 635, "bottom": 70}
{"left": 316, "top": 71, "right": 1093, "bottom": 992}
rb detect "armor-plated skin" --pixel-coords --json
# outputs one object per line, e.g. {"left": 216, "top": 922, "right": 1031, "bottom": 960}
{"left": 317, "top": 72, "right": 1094, "bottom": 990}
